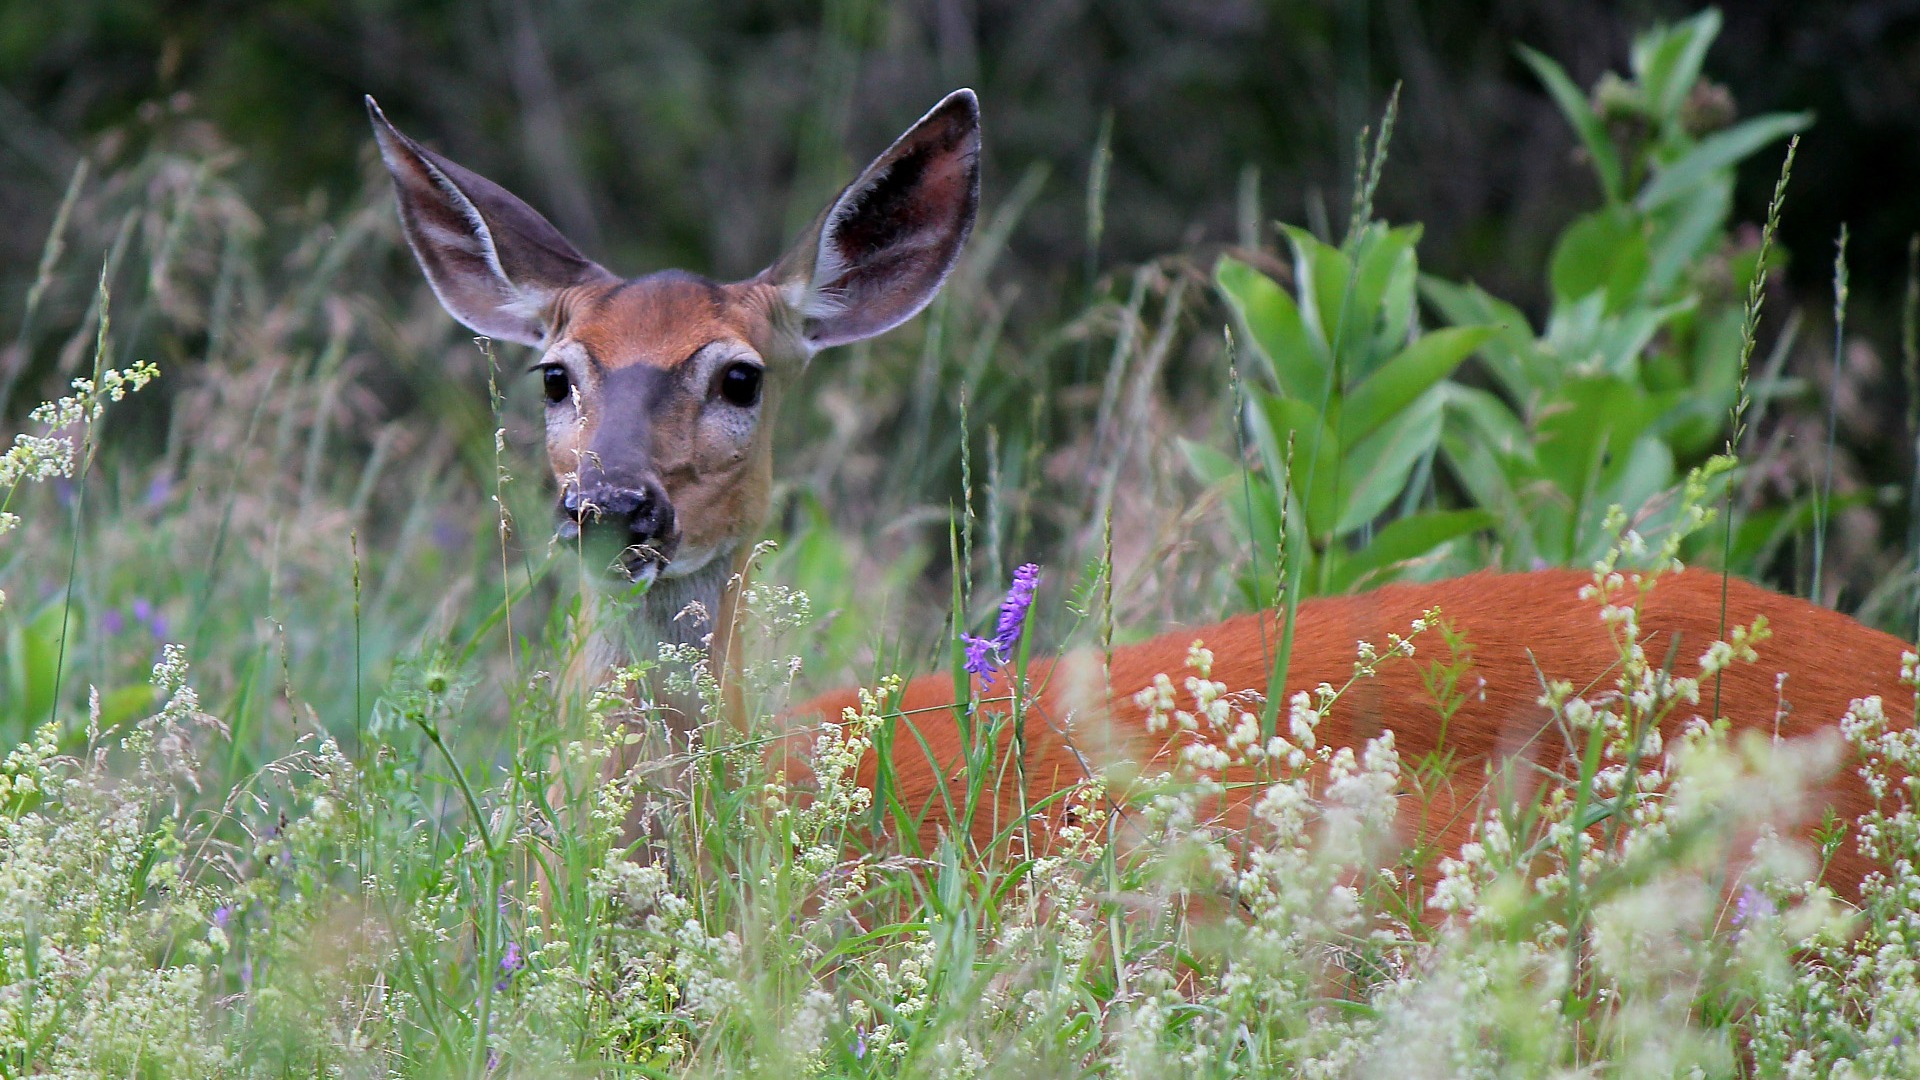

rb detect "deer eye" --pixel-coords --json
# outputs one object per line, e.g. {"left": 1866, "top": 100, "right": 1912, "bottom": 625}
{"left": 717, "top": 361, "right": 763, "bottom": 408}
{"left": 539, "top": 365, "right": 571, "bottom": 405}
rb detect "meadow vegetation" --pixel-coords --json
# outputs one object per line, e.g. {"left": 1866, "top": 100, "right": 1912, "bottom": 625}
{"left": 6, "top": 9, "right": 1920, "bottom": 1077}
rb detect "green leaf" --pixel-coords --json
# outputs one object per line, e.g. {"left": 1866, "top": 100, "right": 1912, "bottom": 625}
{"left": 1549, "top": 207, "right": 1651, "bottom": 313}
{"left": 1437, "top": 384, "right": 1537, "bottom": 562}
{"left": 1634, "top": 9, "right": 1722, "bottom": 122}
{"left": 1335, "top": 387, "right": 1445, "bottom": 534}
{"left": 1177, "top": 436, "right": 1240, "bottom": 487}
{"left": 1420, "top": 276, "right": 1541, "bottom": 401}
{"left": 1248, "top": 390, "right": 1338, "bottom": 540}
{"left": 1644, "top": 175, "right": 1731, "bottom": 294}
{"left": 1533, "top": 376, "right": 1673, "bottom": 516}
{"left": 1328, "top": 509, "right": 1496, "bottom": 593}
{"left": 1343, "top": 326, "right": 1493, "bottom": 444}
{"left": 4, "top": 605, "right": 66, "bottom": 735}
{"left": 1216, "top": 256, "right": 1327, "bottom": 402}
{"left": 1636, "top": 111, "right": 1812, "bottom": 211}
{"left": 1345, "top": 224, "right": 1423, "bottom": 372}
{"left": 1519, "top": 44, "right": 1623, "bottom": 203}
{"left": 1280, "top": 224, "right": 1353, "bottom": 367}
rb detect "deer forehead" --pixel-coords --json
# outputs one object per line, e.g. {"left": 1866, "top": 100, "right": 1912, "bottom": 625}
{"left": 552, "top": 271, "right": 790, "bottom": 371}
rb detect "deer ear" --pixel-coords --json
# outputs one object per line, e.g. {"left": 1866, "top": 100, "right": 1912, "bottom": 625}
{"left": 772, "top": 89, "right": 981, "bottom": 352}
{"left": 368, "top": 97, "right": 614, "bottom": 346}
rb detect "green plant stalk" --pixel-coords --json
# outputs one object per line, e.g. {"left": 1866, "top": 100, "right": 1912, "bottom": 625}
{"left": 1813, "top": 224, "right": 1849, "bottom": 602}
{"left": 1905, "top": 234, "right": 1920, "bottom": 640}
{"left": 1717, "top": 135, "right": 1796, "bottom": 721}
{"left": 46, "top": 272, "right": 113, "bottom": 731}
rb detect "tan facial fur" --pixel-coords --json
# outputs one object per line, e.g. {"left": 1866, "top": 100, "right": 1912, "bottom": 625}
{"left": 538, "top": 273, "right": 798, "bottom": 574}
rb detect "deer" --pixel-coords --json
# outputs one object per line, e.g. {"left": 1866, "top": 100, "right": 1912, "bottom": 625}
{"left": 369, "top": 90, "right": 1915, "bottom": 901}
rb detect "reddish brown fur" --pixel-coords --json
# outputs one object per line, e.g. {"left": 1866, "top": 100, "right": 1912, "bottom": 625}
{"left": 791, "top": 568, "right": 1913, "bottom": 893}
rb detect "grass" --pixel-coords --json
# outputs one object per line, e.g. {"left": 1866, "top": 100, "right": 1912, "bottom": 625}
{"left": 7, "top": 15, "right": 1920, "bottom": 1076}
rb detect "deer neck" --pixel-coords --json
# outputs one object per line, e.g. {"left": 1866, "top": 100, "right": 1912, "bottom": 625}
{"left": 587, "top": 543, "right": 748, "bottom": 731}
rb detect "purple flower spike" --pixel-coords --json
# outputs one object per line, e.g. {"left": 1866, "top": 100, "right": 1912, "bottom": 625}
{"left": 962, "top": 634, "right": 998, "bottom": 678}
{"left": 963, "top": 563, "right": 1041, "bottom": 687}
{"left": 212, "top": 905, "right": 233, "bottom": 930}
{"left": 495, "top": 940, "right": 524, "bottom": 991}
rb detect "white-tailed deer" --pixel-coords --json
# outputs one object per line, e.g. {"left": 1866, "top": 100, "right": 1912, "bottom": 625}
{"left": 368, "top": 89, "right": 979, "bottom": 717}
{"left": 372, "top": 91, "right": 1914, "bottom": 896}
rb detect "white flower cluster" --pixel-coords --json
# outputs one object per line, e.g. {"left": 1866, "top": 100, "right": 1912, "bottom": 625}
{"left": 0, "top": 361, "right": 160, "bottom": 607}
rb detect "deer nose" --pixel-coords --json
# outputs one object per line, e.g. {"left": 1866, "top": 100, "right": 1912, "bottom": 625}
{"left": 560, "top": 481, "right": 677, "bottom": 552}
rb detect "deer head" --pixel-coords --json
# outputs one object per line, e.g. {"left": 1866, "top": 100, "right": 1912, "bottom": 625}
{"left": 369, "top": 90, "right": 980, "bottom": 666}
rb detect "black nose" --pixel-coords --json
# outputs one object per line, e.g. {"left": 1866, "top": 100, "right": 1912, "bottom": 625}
{"left": 562, "top": 482, "right": 676, "bottom": 547}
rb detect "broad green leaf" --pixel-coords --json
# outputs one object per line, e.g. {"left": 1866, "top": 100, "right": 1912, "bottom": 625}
{"left": 1595, "top": 433, "right": 1676, "bottom": 515}
{"left": 1344, "top": 326, "right": 1493, "bottom": 444}
{"left": 1216, "top": 256, "right": 1327, "bottom": 401}
{"left": 1420, "top": 276, "right": 1541, "bottom": 401}
{"left": 1249, "top": 390, "right": 1340, "bottom": 541}
{"left": 4, "top": 604, "right": 66, "bottom": 735}
{"left": 1280, "top": 224, "right": 1352, "bottom": 367}
{"left": 98, "top": 684, "right": 158, "bottom": 730}
{"left": 1533, "top": 375, "right": 1668, "bottom": 504}
{"left": 1549, "top": 207, "right": 1650, "bottom": 313}
{"left": 1335, "top": 387, "right": 1446, "bottom": 534}
{"left": 1637, "top": 111, "right": 1811, "bottom": 211}
{"left": 1328, "top": 509, "right": 1496, "bottom": 593}
{"left": 1437, "top": 384, "right": 1535, "bottom": 559}
{"left": 1645, "top": 175, "right": 1731, "bottom": 294}
{"left": 1518, "top": 44, "right": 1623, "bottom": 202}
{"left": 1177, "top": 436, "right": 1240, "bottom": 486}
{"left": 1592, "top": 298, "right": 1695, "bottom": 375}
{"left": 1346, "top": 224, "right": 1422, "bottom": 372}
{"left": 1634, "top": 9, "right": 1722, "bottom": 122}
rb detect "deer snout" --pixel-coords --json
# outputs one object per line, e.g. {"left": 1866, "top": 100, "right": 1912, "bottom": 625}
{"left": 558, "top": 481, "right": 678, "bottom": 578}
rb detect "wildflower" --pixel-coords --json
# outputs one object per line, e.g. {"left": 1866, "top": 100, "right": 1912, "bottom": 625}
{"left": 131, "top": 596, "right": 167, "bottom": 640}
{"left": 1731, "top": 885, "right": 1774, "bottom": 935}
{"left": 495, "top": 940, "right": 525, "bottom": 991}
{"left": 211, "top": 905, "right": 233, "bottom": 929}
{"left": 962, "top": 563, "right": 1040, "bottom": 685}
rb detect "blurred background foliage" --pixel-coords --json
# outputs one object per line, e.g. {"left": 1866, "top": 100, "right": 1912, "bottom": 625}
{"left": 3, "top": 0, "right": 1920, "bottom": 736}
{"left": 3, "top": 1, "right": 1916, "bottom": 320}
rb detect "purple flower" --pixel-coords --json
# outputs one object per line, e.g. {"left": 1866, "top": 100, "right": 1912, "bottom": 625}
{"left": 130, "top": 597, "right": 167, "bottom": 640}
{"left": 962, "top": 563, "right": 1041, "bottom": 687}
{"left": 1731, "top": 885, "right": 1774, "bottom": 936}
{"left": 102, "top": 608, "right": 125, "bottom": 637}
{"left": 212, "top": 905, "right": 233, "bottom": 930}
{"left": 854, "top": 1027, "right": 867, "bottom": 1059}
{"left": 494, "top": 941, "right": 524, "bottom": 991}
{"left": 145, "top": 474, "right": 171, "bottom": 508}
{"left": 962, "top": 634, "right": 998, "bottom": 677}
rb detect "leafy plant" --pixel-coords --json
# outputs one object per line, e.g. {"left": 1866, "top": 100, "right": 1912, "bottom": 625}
{"left": 1211, "top": 221, "right": 1493, "bottom": 599}
{"left": 1424, "top": 8, "right": 1809, "bottom": 567}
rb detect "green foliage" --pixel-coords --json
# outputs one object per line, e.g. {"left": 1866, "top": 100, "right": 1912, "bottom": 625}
{"left": 1210, "top": 7, "right": 1811, "bottom": 585}
{"left": 1214, "top": 225, "right": 1493, "bottom": 598}
{"left": 1428, "top": 9, "right": 1808, "bottom": 567}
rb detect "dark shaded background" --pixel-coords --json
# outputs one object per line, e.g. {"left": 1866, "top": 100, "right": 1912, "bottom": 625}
{"left": 3, "top": 1, "right": 1914, "bottom": 315}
